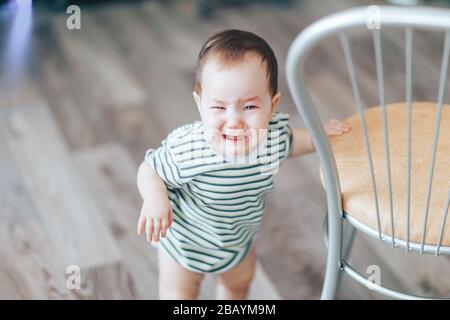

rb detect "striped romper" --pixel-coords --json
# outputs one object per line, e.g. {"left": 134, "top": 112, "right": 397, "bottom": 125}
{"left": 145, "top": 112, "right": 292, "bottom": 273}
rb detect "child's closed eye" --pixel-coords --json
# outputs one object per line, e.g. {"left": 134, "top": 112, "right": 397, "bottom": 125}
{"left": 211, "top": 106, "right": 226, "bottom": 110}
{"left": 243, "top": 105, "right": 259, "bottom": 110}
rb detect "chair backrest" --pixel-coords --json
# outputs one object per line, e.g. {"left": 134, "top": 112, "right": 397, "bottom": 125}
{"left": 286, "top": 6, "right": 450, "bottom": 255}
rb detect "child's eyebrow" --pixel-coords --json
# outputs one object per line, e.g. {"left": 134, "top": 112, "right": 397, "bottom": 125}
{"left": 211, "top": 96, "right": 260, "bottom": 104}
{"left": 212, "top": 98, "right": 226, "bottom": 104}
{"left": 240, "top": 96, "right": 260, "bottom": 102}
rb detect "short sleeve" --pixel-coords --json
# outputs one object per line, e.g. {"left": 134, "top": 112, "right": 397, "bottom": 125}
{"left": 268, "top": 112, "right": 293, "bottom": 161}
{"left": 144, "top": 126, "right": 194, "bottom": 189}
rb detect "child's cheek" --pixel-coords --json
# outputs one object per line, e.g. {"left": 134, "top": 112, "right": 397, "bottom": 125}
{"left": 202, "top": 112, "right": 220, "bottom": 129}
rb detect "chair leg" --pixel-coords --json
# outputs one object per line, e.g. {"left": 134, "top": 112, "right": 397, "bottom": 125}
{"left": 342, "top": 218, "right": 356, "bottom": 260}
{"left": 323, "top": 216, "right": 356, "bottom": 258}
{"left": 321, "top": 235, "right": 342, "bottom": 299}
{"left": 321, "top": 215, "right": 356, "bottom": 299}
{"left": 335, "top": 219, "right": 356, "bottom": 297}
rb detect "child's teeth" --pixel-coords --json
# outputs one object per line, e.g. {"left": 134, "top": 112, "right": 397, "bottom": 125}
{"left": 224, "top": 135, "right": 244, "bottom": 141}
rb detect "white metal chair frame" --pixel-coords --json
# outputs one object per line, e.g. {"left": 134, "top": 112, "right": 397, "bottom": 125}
{"left": 286, "top": 6, "right": 450, "bottom": 299}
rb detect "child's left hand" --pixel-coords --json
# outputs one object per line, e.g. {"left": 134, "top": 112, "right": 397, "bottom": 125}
{"left": 323, "top": 119, "right": 352, "bottom": 136}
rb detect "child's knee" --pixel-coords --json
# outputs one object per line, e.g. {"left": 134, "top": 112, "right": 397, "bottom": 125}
{"left": 159, "top": 285, "right": 200, "bottom": 300}
{"left": 217, "top": 263, "right": 256, "bottom": 293}
{"left": 159, "top": 274, "right": 203, "bottom": 299}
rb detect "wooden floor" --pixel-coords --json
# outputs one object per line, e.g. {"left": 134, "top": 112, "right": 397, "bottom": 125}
{"left": 1, "top": 0, "right": 450, "bottom": 299}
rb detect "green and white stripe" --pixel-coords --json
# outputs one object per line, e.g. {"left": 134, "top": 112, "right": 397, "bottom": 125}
{"left": 145, "top": 112, "right": 292, "bottom": 273}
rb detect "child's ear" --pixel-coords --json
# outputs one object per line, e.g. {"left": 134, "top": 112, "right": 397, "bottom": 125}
{"left": 193, "top": 91, "right": 201, "bottom": 110}
{"left": 271, "top": 92, "right": 281, "bottom": 114}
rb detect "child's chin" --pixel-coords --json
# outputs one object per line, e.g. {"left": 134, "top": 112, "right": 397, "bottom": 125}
{"left": 225, "top": 150, "right": 246, "bottom": 157}
{"left": 223, "top": 144, "right": 257, "bottom": 158}
{"left": 211, "top": 137, "right": 259, "bottom": 158}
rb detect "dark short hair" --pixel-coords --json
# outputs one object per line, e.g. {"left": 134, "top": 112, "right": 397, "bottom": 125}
{"left": 194, "top": 29, "right": 278, "bottom": 97}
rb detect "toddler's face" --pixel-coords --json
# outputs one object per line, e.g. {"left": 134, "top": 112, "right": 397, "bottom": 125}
{"left": 194, "top": 52, "right": 280, "bottom": 158}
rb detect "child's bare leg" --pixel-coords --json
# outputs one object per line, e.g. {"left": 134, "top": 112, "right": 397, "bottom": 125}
{"left": 216, "top": 246, "right": 256, "bottom": 300}
{"left": 158, "top": 248, "right": 205, "bottom": 299}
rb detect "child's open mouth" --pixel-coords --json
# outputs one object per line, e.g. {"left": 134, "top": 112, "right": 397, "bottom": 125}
{"left": 222, "top": 134, "right": 247, "bottom": 143}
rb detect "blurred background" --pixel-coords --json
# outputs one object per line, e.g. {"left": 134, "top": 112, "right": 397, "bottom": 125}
{"left": 1, "top": 0, "right": 450, "bottom": 299}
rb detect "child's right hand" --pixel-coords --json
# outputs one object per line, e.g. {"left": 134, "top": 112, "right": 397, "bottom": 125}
{"left": 137, "top": 192, "right": 173, "bottom": 242}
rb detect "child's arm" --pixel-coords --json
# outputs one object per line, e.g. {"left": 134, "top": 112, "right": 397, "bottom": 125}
{"left": 289, "top": 119, "right": 351, "bottom": 158}
{"left": 136, "top": 161, "right": 173, "bottom": 242}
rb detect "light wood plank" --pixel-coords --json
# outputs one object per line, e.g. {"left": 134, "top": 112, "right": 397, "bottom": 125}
{"left": 0, "top": 103, "right": 121, "bottom": 271}
{"left": 92, "top": 4, "right": 200, "bottom": 128}
{"left": 75, "top": 143, "right": 159, "bottom": 299}
{"left": 51, "top": 14, "right": 147, "bottom": 111}
{"left": 0, "top": 134, "right": 36, "bottom": 224}
{"left": 32, "top": 23, "right": 98, "bottom": 150}
{"left": 0, "top": 221, "right": 76, "bottom": 299}
{"left": 74, "top": 262, "right": 139, "bottom": 300}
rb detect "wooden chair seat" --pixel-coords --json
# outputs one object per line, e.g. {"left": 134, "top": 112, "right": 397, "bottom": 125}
{"left": 320, "top": 102, "right": 450, "bottom": 246}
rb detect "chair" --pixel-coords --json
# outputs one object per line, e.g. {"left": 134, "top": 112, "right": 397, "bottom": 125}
{"left": 286, "top": 6, "right": 450, "bottom": 299}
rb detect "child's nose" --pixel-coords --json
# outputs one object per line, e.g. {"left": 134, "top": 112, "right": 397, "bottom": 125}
{"left": 226, "top": 110, "right": 244, "bottom": 128}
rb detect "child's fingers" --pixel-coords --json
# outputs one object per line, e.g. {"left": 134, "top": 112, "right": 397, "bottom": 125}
{"left": 327, "top": 131, "right": 341, "bottom": 136}
{"left": 328, "top": 119, "right": 351, "bottom": 128}
{"left": 168, "top": 209, "right": 173, "bottom": 227}
{"left": 337, "top": 124, "right": 351, "bottom": 131}
{"left": 146, "top": 217, "right": 154, "bottom": 242}
{"left": 160, "top": 210, "right": 173, "bottom": 239}
{"left": 328, "top": 131, "right": 345, "bottom": 137}
{"left": 154, "top": 217, "right": 162, "bottom": 242}
{"left": 137, "top": 215, "right": 146, "bottom": 235}
{"left": 161, "top": 218, "right": 169, "bottom": 238}
{"left": 326, "top": 123, "right": 351, "bottom": 134}
{"left": 327, "top": 128, "right": 346, "bottom": 136}
{"left": 333, "top": 126, "right": 349, "bottom": 132}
